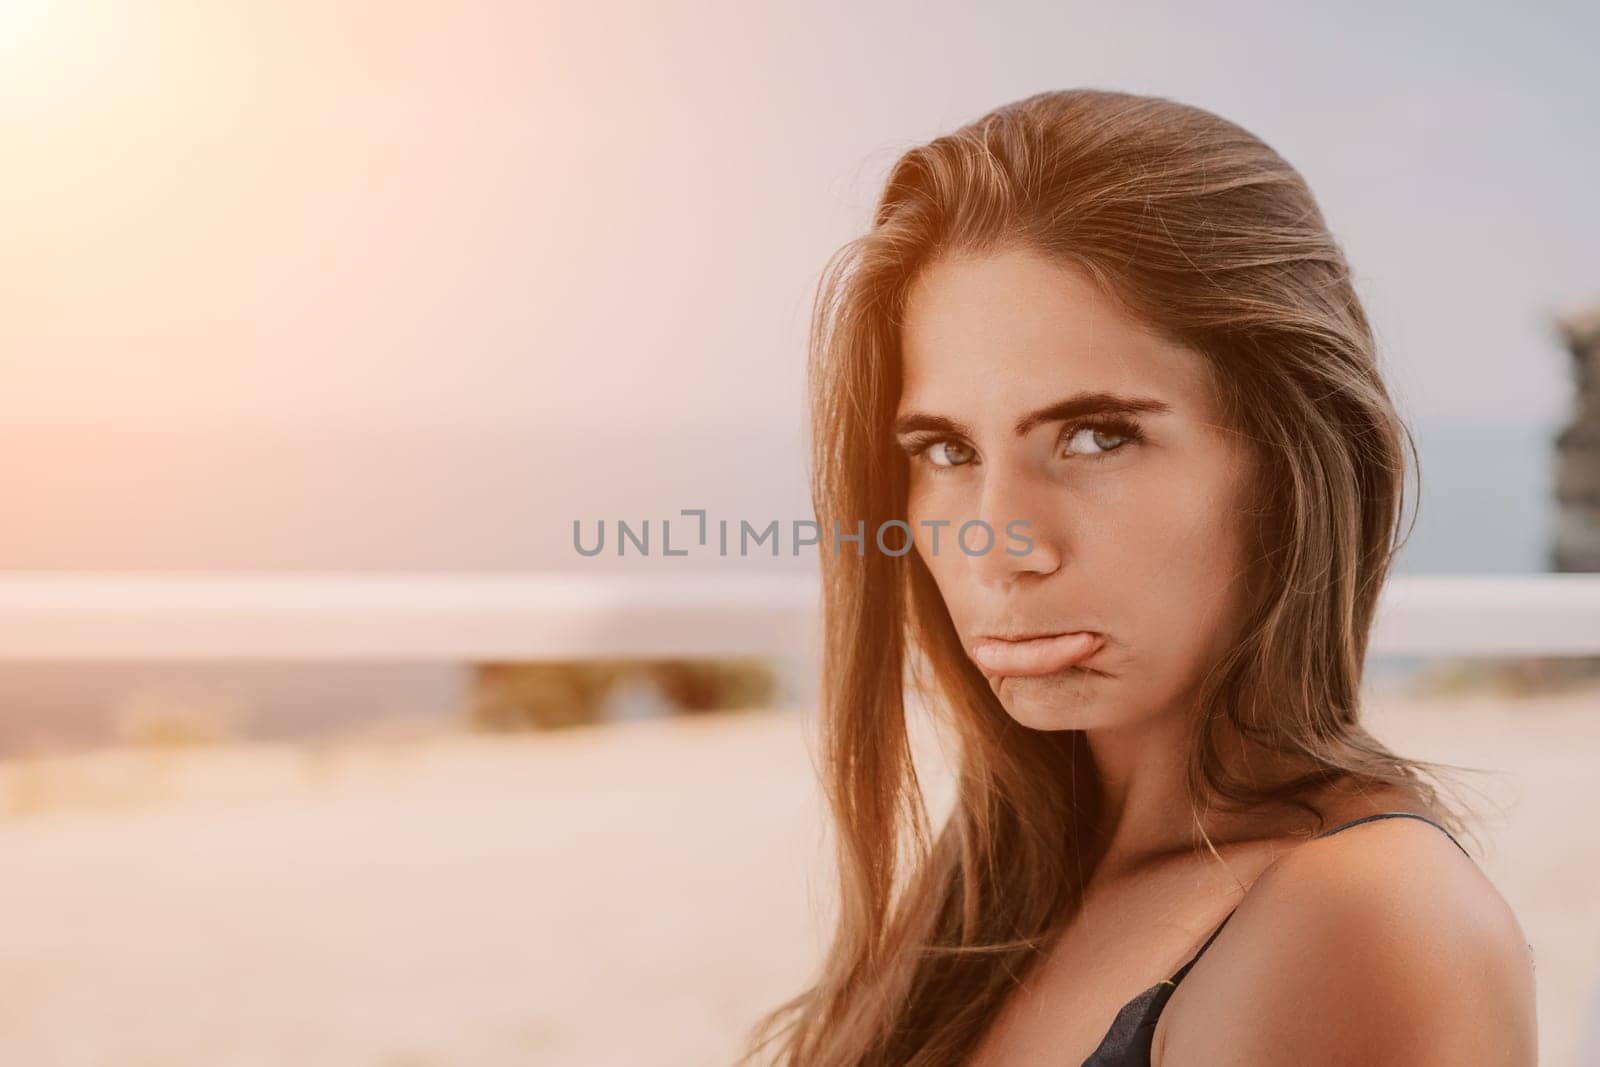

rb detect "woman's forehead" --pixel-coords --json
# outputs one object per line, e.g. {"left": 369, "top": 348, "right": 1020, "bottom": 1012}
{"left": 898, "top": 250, "right": 1221, "bottom": 422}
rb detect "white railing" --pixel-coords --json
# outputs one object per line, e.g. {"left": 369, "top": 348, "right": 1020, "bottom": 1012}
{"left": 0, "top": 571, "right": 1596, "bottom": 661}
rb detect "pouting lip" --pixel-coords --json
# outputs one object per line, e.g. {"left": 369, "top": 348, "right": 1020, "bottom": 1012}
{"left": 973, "top": 629, "right": 1099, "bottom": 643}
{"left": 968, "top": 630, "right": 1106, "bottom": 679}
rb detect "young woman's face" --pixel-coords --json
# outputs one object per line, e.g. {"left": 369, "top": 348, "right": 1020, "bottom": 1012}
{"left": 895, "top": 247, "right": 1259, "bottom": 733}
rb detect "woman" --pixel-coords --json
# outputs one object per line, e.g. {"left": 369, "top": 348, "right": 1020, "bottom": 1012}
{"left": 741, "top": 89, "right": 1537, "bottom": 1066}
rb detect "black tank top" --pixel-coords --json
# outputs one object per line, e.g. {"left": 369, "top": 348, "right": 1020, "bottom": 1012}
{"left": 1078, "top": 811, "right": 1469, "bottom": 1067}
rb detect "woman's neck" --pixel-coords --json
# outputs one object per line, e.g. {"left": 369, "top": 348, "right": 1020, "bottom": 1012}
{"left": 1083, "top": 705, "right": 1333, "bottom": 878}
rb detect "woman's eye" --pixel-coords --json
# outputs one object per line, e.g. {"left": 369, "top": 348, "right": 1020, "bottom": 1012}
{"left": 1062, "top": 425, "right": 1132, "bottom": 457}
{"left": 926, "top": 439, "right": 975, "bottom": 467}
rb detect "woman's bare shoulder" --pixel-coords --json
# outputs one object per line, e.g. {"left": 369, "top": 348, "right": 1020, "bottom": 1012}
{"left": 1157, "top": 814, "right": 1537, "bottom": 1066}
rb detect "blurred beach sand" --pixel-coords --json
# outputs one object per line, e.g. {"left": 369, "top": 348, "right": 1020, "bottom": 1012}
{"left": 0, "top": 683, "right": 1596, "bottom": 1066}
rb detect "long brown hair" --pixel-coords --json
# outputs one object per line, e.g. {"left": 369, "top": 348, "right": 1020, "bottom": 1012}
{"left": 739, "top": 88, "right": 1466, "bottom": 1067}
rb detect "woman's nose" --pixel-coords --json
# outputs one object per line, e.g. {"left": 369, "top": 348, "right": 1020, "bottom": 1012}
{"left": 967, "top": 467, "right": 1062, "bottom": 582}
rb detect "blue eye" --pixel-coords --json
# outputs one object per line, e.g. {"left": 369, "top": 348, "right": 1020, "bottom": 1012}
{"left": 899, "top": 435, "right": 975, "bottom": 473}
{"left": 1059, "top": 415, "right": 1144, "bottom": 458}
{"left": 925, "top": 439, "right": 975, "bottom": 467}
{"left": 1062, "top": 424, "right": 1132, "bottom": 457}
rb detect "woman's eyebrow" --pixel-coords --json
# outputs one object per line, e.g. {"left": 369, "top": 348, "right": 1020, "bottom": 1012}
{"left": 893, "top": 391, "right": 1172, "bottom": 439}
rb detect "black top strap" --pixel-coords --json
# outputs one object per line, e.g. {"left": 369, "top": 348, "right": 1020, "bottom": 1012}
{"left": 1169, "top": 908, "right": 1235, "bottom": 984}
{"left": 1169, "top": 811, "right": 1469, "bottom": 985}
{"left": 1312, "top": 810, "right": 1470, "bottom": 857}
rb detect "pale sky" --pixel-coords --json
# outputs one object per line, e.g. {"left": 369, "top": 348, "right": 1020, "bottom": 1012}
{"left": 2, "top": 0, "right": 1596, "bottom": 439}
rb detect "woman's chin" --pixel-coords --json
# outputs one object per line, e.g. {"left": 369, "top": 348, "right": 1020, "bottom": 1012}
{"left": 993, "top": 668, "right": 1105, "bottom": 729}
